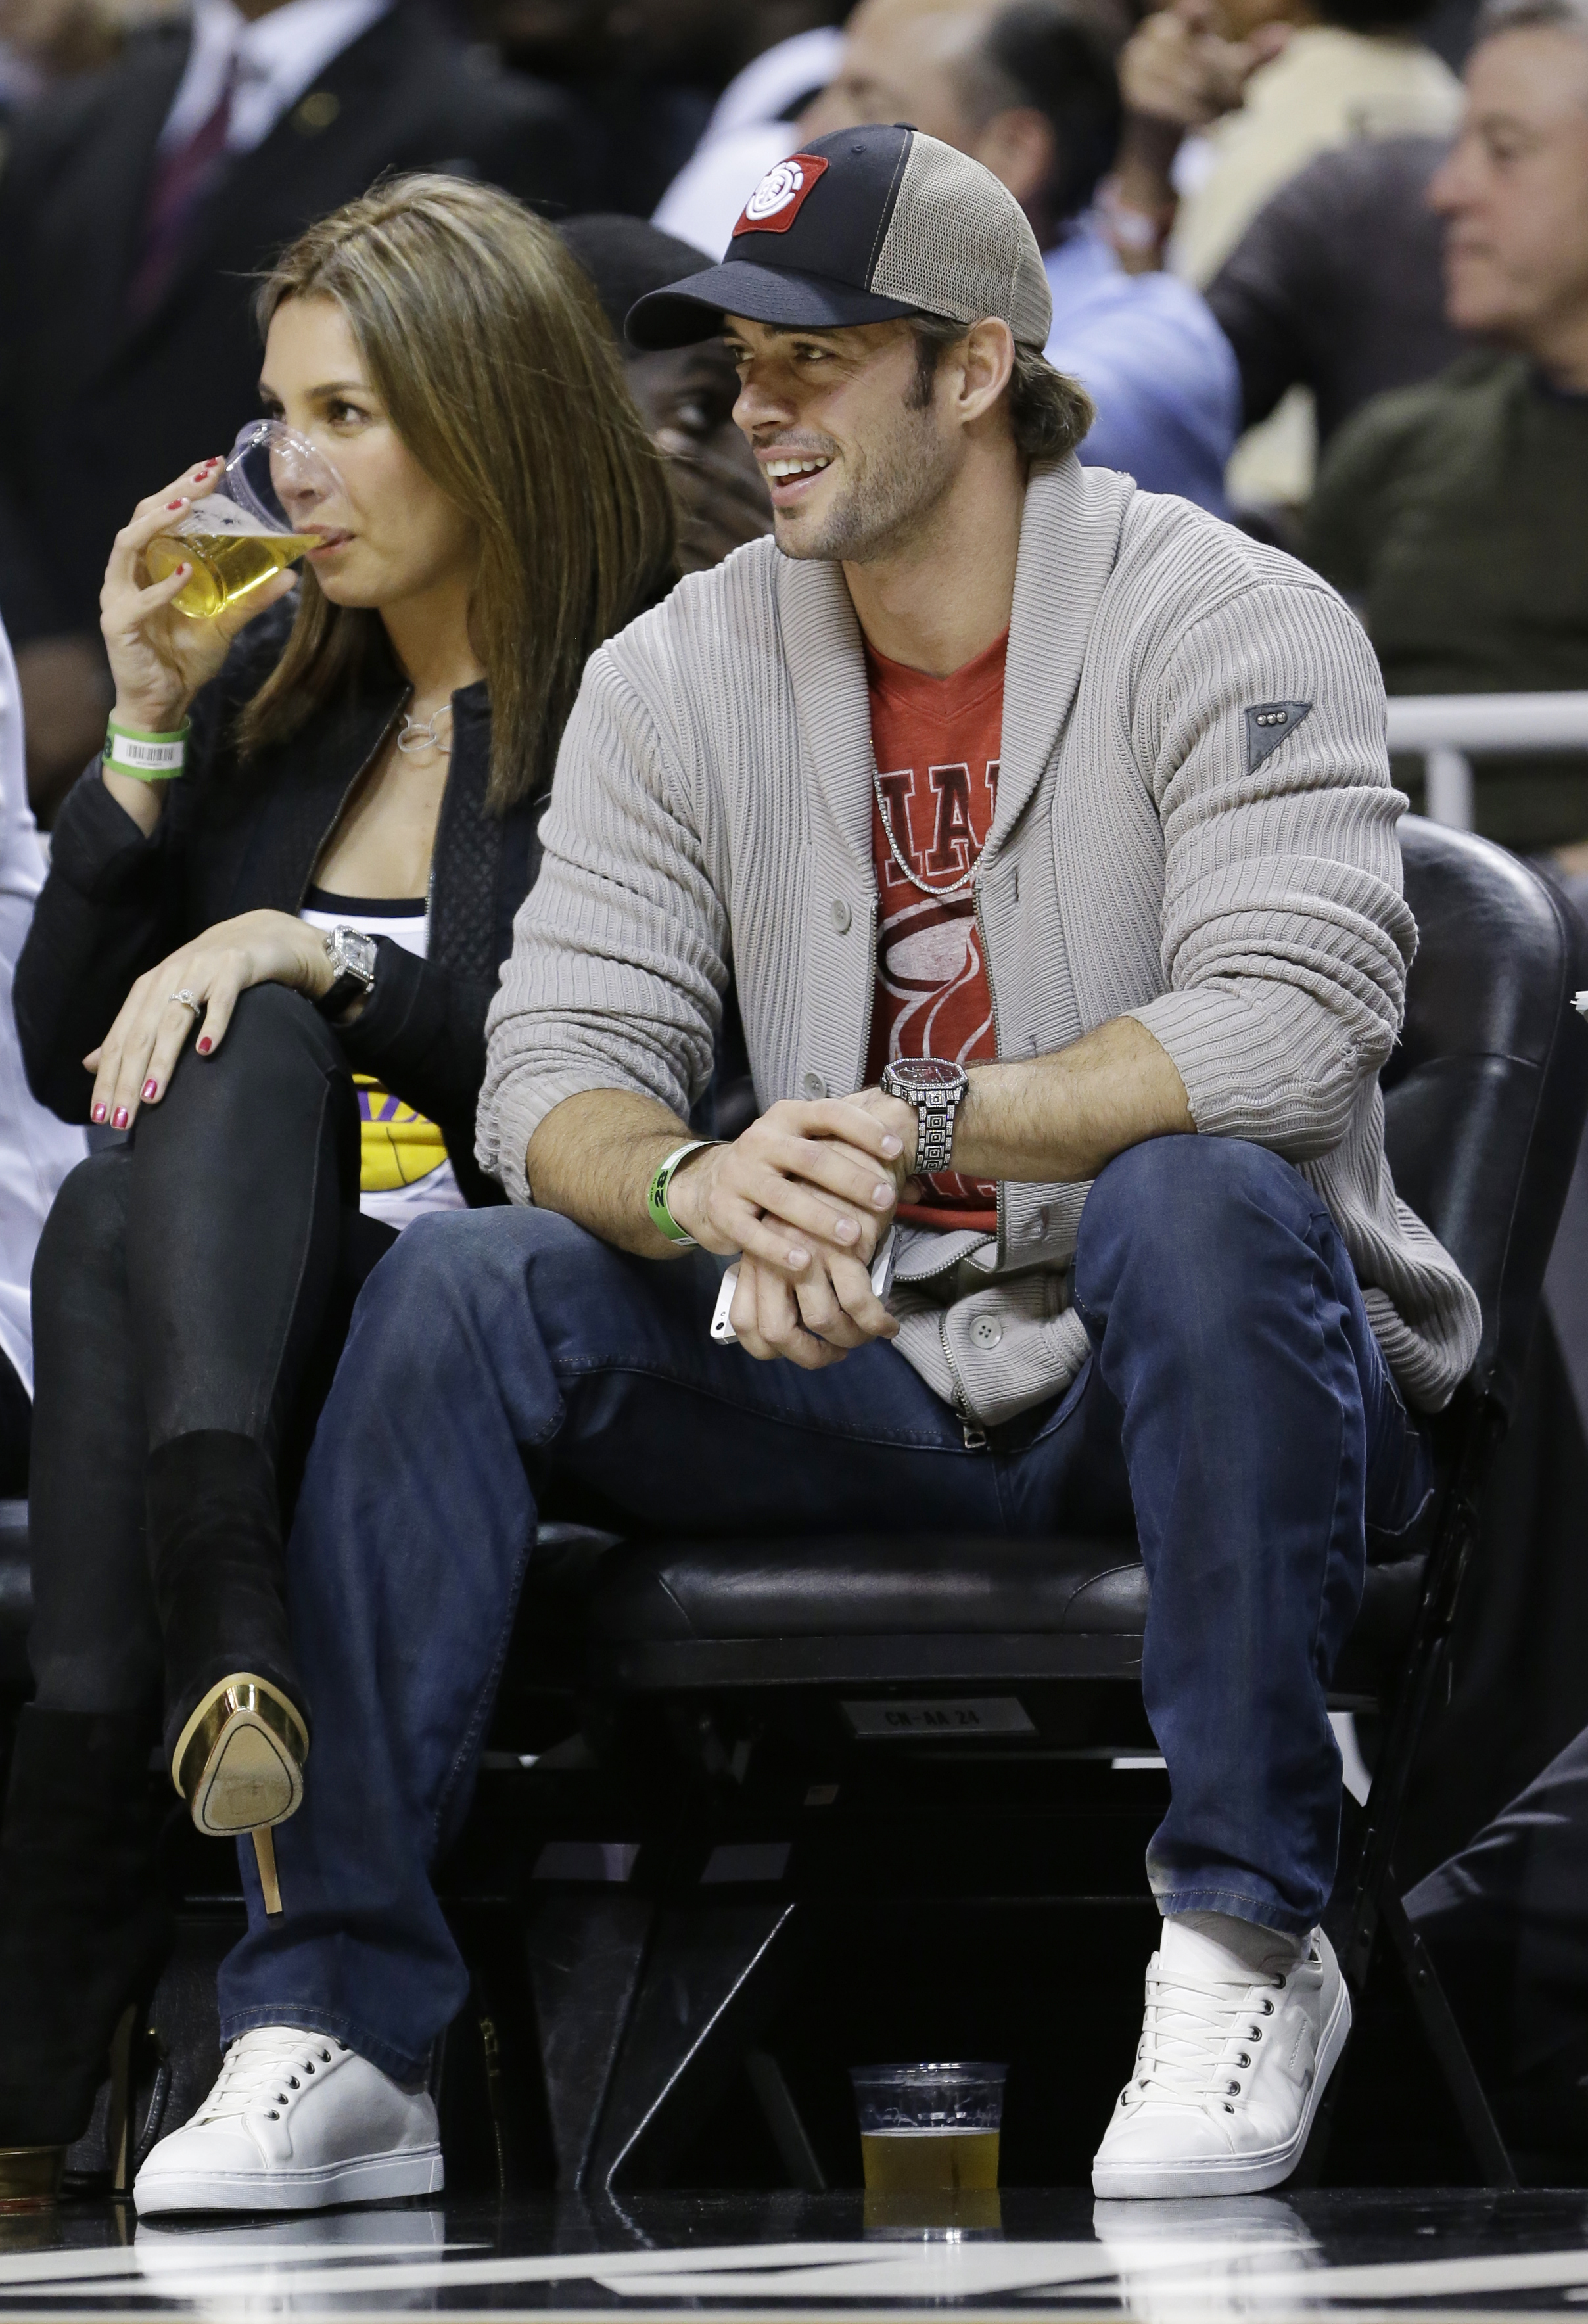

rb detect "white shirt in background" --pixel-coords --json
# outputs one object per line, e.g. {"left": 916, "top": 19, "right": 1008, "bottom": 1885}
{"left": 694, "top": 24, "right": 844, "bottom": 149}
{"left": 158, "top": 0, "right": 390, "bottom": 156}
{"left": 0, "top": 623, "right": 88, "bottom": 1399}
{"left": 653, "top": 25, "right": 843, "bottom": 257}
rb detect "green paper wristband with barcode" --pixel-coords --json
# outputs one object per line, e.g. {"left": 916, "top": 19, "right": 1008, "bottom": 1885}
{"left": 103, "top": 718, "right": 191, "bottom": 782}
{"left": 646, "top": 1140, "right": 716, "bottom": 1247}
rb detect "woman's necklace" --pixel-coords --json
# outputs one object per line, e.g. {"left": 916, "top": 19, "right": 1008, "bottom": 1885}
{"left": 872, "top": 766, "right": 985, "bottom": 900}
{"left": 396, "top": 701, "right": 453, "bottom": 758}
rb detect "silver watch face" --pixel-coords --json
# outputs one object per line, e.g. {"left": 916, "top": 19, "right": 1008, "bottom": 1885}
{"left": 886, "top": 1057, "right": 968, "bottom": 1096}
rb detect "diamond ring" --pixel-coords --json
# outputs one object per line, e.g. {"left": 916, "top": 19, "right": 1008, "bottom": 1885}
{"left": 168, "top": 989, "right": 204, "bottom": 1018}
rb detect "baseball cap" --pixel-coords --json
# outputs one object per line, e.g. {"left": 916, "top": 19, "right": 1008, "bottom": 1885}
{"left": 625, "top": 123, "right": 1054, "bottom": 354}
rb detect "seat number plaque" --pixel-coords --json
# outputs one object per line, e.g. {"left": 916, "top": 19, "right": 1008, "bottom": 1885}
{"left": 842, "top": 1696, "right": 1035, "bottom": 1738}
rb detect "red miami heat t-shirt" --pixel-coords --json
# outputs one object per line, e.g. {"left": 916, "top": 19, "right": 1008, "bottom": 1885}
{"left": 862, "top": 628, "right": 1007, "bottom": 1234}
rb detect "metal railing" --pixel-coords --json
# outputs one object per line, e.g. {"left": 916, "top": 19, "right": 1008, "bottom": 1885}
{"left": 1384, "top": 692, "right": 1588, "bottom": 831}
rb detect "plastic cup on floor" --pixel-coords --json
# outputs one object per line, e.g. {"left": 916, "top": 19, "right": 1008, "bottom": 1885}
{"left": 851, "top": 2062, "right": 1006, "bottom": 2192}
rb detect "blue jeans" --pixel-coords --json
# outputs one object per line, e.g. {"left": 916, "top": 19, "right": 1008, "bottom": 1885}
{"left": 218, "top": 1135, "right": 1431, "bottom": 2081}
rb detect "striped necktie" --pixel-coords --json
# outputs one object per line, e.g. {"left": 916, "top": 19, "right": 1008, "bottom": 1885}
{"left": 125, "top": 53, "right": 241, "bottom": 323}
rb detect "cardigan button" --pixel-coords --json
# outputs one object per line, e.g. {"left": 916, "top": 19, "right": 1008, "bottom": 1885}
{"left": 969, "top": 1314, "right": 1003, "bottom": 1350}
{"left": 830, "top": 898, "right": 852, "bottom": 934}
{"left": 801, "top": 1070, "right": 828, "bottom": 1100}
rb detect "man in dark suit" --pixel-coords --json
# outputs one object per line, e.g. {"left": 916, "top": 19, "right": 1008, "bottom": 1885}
{"left": 0, "top": 0, "right": 589, "bottom": 818}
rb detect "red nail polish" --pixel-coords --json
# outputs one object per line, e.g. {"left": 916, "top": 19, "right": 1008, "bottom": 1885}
{"left": 197, "top": 1037, "right": 212, "bottom": 1055}
{"left": 91, "top": 1104, "right": 106, "bottom": 1123}
{"left": 112, "top": 1108, "right": 128, "bottom": 1130}
{"left": 142, "top": 1079, "right": 158, "bottom": 1101}
{"left": 166, "top": 498, "right": 185, "bottom": 509}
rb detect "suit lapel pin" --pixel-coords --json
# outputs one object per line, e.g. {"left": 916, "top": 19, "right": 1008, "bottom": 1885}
{"left": 292, "top": 91, "right": 340, "bottom": 133}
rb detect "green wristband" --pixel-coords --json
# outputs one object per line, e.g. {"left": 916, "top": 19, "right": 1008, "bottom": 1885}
{"left": 103, "top": 717, "right": 191, "bottom": 782}
{"left": 646, "top": 1140, "right": 717, "bottom": 1247}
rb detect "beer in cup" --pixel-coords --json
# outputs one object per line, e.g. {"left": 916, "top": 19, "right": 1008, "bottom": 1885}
{"left": 145, "top": 420, "right": 344, "bottom": 620}
{"left": 851, "top": 2062, "right": 1007, "bottom": 2192}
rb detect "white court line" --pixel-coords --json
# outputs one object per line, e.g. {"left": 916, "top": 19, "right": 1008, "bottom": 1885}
{"left": 122, "top": 2239, "right": 1288, "bottom": 2304}
{"left": 1, "top": 2241, "right": 1225, "bottom": 2306}
{"left": 0, "top": 2306, "right": 1570, "bottom": 2324}
{"left": 584, "top": 2247, "right": 1588, "bottom": 2306}
{"left": 1100, "top": 2250, "right": 1588, "bottom": 2306}
{"left": 0, "top": 2235, "right": 1583, "bottom": 2311}
{"left": 0, "top": 2244, "right": 462, "bottom": 2290}
{"left": 589, "top": 2242, "right": 1294, "bottom": 2302}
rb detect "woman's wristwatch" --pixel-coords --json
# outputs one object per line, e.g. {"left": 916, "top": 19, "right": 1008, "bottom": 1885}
{"left": 318, "top": 925, "right": 379, "bottom": 1018}
{"left": 879, "top": 1057, "right": 970, "bottom": 1174}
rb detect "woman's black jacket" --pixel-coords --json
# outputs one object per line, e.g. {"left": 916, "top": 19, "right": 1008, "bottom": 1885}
{"left": 14, "top": 603, "right": 542, "bottom": 1206}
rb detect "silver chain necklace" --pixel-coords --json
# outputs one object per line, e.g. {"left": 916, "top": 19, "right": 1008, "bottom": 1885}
{"left": 872, "top": 766, "right": 984, "bottom": 900}
{"left": 396, "top": 701, "right": 453, "bottom": 758}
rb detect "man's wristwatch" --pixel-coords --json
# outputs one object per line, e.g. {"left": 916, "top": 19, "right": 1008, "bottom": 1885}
{"left": 318, "top": 925, "right": 379, "bottom": 1018}
{"left": 879, "top": 1056, "right": 970, "bottom": 1175}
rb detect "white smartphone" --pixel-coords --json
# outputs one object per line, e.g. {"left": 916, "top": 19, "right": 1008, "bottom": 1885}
{"left": 711, "top": 1229, "right": 897, "bottom": 1346}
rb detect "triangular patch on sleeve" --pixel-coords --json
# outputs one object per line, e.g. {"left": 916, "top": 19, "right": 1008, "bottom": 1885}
{"left": 1245, "top": 700, "right": 1313, "bottom": 772}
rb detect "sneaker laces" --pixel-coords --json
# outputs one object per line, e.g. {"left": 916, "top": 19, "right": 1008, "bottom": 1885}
{"left": 192, "top": 2026, "right": 346, "bottom": 2124}
{"left": 1118, "top": 1957, "right": 1285, "bottom": 2115}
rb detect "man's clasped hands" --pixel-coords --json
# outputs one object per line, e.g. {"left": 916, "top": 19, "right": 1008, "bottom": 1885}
{"left": 666, "top": 1092, "right": 925, "bottom": 1369}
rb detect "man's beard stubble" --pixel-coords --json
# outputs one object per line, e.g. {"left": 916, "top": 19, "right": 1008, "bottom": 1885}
{"left": 774, "top": 394, "right": 960, "bottom": 565}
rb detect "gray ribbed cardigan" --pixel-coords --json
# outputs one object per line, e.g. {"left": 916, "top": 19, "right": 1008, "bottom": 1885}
{"left": 478, "top": 456, "right": 1482, "bottom": 1424}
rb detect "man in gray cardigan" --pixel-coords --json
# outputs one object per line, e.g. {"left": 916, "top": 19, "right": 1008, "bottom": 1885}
{"left": 137, "top": 126, "right": 1480, "bottom": 2213}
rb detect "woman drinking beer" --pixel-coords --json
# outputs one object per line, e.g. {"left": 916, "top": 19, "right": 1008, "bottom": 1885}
{"left": 1, "top": 174, "right": 674, "bottom": 2196}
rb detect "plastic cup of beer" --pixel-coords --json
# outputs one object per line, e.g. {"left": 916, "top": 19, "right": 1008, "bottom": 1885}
{"left": 145, "top": 420, "right": 344, "bottom": 620}
{"left": 851, "top": 2062, "right": 1007, "bottom": 2193}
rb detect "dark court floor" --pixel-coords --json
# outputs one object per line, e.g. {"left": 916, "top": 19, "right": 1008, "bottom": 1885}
{"left": 9, "top": 2190, "right": 1588, "bottom": 2319}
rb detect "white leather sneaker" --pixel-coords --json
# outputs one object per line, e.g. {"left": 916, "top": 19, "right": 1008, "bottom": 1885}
{"left": 133, "top": 2026, "right": 443, "bottom": 2214}
{"left": 1092, "top": 1920, "right": 1350, "bottom": 2198}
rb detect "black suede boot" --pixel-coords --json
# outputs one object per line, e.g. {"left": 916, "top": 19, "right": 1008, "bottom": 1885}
{"left": 145, "top": 1433, "right": 308, "bottom": 1884}
{"left": 0, "top": 1708, "right": 174, "bottom": 2196}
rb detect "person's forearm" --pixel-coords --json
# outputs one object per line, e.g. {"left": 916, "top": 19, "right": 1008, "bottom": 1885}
{"left": 1109, "top": 115, "right": 1186, "bottom": 257}
{"left": 102, "top": 683, "right": 200, "bottom": 837}
{"left": 952, "top": 1015, "right": 1193, "bottom": 1184}
{"left": 101, "top": 764, "right": 166, "bottom": 837}
{"left": 526, "top": 1087, "right": 696, "bottom": 1256}
{"left": 526, "top": 1086, "right": 908, "bottom": 1295}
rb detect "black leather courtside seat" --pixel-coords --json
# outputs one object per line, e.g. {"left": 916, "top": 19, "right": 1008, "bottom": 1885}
{"left": 519, "top": 1526, "right": 1424, "bottom": 1711}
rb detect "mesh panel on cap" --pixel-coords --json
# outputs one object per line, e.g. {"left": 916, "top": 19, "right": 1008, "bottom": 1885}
{"left": 1009, "top": 242, "right": 1054, "bottom": 350}
{"left": 870, "top": 133, "right": 1053, "bottom": 349}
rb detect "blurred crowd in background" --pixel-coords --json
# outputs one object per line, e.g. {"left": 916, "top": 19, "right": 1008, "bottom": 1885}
{"left": 2, "top": 0, "right": 1588, "bottom": 2049}
{"left": 2, "top": 0, "right": 1585, "bottom": 836}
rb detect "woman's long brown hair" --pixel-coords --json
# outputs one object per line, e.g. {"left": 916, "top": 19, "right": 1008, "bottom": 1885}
{"left": 237, "top": 174, "right": 678, "bottom": 811}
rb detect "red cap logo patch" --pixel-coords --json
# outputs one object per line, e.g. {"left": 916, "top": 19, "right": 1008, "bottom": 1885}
{"left": 732, "top": 152, "right": 829, "bottom": 237}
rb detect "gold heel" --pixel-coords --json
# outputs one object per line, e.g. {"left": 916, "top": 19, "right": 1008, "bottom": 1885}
{"left": 0, "top": 2147, "right": 64, "bottom": 2212}
{"left": 252, "top": 1826, "right": 283, "bottom": 1917}
{"left": 172, "top": 1676, "right": 308, "bottom": 1840}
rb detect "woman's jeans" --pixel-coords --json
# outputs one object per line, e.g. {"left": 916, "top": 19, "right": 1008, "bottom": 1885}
{"left": 218, "top": 1133, "right": 1434, "bottom": 2083}
{"left": 27, "top": 983, "right": 392, "bottom": 1719}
